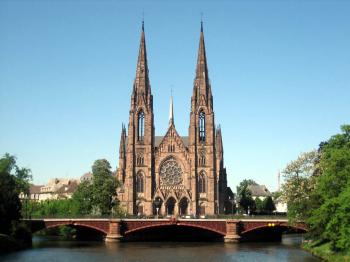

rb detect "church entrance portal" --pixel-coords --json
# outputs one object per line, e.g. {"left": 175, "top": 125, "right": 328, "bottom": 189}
{"left": 179, "top": 198, "right": 189, "bottom": 216}
{"left": 166, "top": 198, "right": 176, "bottom": 215}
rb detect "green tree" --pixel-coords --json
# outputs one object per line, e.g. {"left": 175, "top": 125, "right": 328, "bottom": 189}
{"left": 0, "top": 167, "right": 21, "bottom": 234}
{"left": 307, "top": 125, "right": 350, "bottom": 251}
{"left": 236, "top": 179, "right": 258, "bottom": 195}
{"left": 0, "top": 153, "right": 32, "bottom": 195}
{"left": 236, "top": 179, "right": 257, "bottom": 214}
{"left": 71, "top": 181, "right": 93, "bottom": 216}
{"left": 262, "top": 196, "right": 276, "bottom": 214}
{"left": 91, "top": 159, "right": 118, "bottom": 215}
{"left": 281, "top": 150, "right": 319, "bottom": 222}
{"left": 255, "top": 197, "right": 264, "bottom": 213}
{"left": 282, "top": 125, "right": 350, "bottom": 253}
{"left": 0, "top": 153, "right": 32, "bottom": 235}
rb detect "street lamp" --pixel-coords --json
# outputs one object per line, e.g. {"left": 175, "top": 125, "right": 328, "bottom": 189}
{"left": 229, "top": 196, "right": 235, "bottom": 217}
{"left": 111, "top": 197, "right": 116, "bottom": 218}
{"left": 154, "top": 197, "right": 161, "bottom": 219}
{"left": 235, "top": 196, "right": 240, "bottom": 216}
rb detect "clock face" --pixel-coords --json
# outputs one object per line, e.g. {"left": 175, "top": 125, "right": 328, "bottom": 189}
{"left": 160, "top": 158, "right": 183, "bottom": 186}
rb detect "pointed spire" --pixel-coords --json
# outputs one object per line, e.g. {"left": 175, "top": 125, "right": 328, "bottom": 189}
{"left": 216, "top": 125, "right": 223, "bottom": 153}
{"left": 119, "top": 123, "right": 126, "bottom": 158}
{"left": 169, "top": 90, "right": 174, "bottom": 127}
{"left": 196, "top": 21, "right": 209, "bottom": 81}
{"left": 133, "top": 21, "right": 150, "bottom": 97}
{"left": 192, "top": 20, "right": 212, "bottom": 110}
{"left": 216, "top": 125, "right": 224, "bottom": 167}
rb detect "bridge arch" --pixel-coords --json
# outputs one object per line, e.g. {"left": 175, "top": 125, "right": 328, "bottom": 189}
{"left": 32, "top": 221, "right": 109, "bottom": 235}
{"left": 241, "top": 224, "right": 307, "bottom": 235}
{"left": 124, "top": 222, "right": 225, "bottom": 241}
{"left": 240, "top": 223, "right": 307, "bottom": 242}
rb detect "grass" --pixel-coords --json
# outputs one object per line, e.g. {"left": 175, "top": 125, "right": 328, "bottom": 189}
{"left": 303, "top": 241, "right": 350, "bottom": 262}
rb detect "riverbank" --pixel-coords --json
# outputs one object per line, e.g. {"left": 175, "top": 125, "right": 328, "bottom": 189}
{"left": 303, "top": 241, "right": 350, "bottom": 262}
{"left": 0, "top": 234, "right": 21, "bottom": 252}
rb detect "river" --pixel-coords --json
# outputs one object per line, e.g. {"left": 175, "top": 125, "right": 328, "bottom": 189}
{"left": 1, "top": 234, "right": 320, "bottom": 262}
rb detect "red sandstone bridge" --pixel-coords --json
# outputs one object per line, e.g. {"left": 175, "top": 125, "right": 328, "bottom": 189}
{"left": 26, "top": 218, "right": 307, "bottom": 242}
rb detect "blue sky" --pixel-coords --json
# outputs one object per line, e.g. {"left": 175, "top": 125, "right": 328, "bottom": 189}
{"left": 1, "top": 0, "right": 349, "bottom": 191}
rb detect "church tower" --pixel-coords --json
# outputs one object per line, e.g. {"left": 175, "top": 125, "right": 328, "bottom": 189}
{"left": 189, "top": 22, "right": 218, "bottom": 215}
{"left": 122, "top": 22, "right": 155, "bottom": 215}
{"left": 117, "top": 22, "right": 230, "bottom": 217}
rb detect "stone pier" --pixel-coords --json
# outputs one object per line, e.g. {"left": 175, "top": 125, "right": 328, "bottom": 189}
{"left": 224, "top": 219, "right": 241, "bottom": 243}
{"left": 105, "top": 219, "right": 123, "bottom": 242}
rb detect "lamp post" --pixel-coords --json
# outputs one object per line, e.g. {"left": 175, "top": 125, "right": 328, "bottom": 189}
{"left": 111, "top": 197, "right": 116, "bottom": 218}
{"left": 229, "top": 196, "right": 235, "bottom": 217}
{"left": 154, "top": 197, "right": 161, "bottom": 219}
{"left": 235, "top": 196, "right": 240, "bottom": 216}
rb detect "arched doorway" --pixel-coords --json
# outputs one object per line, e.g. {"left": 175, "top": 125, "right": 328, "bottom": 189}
{"left": 179, "top": 198, "right": 189, "bottom": 216}
{"left": 153, "top": 197, "right": 163, "bottom": 217}
{"left": 166, "top": 197, "right": 176, "bottom": 215}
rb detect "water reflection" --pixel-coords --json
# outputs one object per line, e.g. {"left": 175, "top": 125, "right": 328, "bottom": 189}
{"left": 1, "top": 234, "right": 320, "bottom": 262}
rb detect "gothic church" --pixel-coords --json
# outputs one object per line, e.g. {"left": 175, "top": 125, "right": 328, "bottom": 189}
{"left": 116, "top": 22, "right": 231, "bottom": 216}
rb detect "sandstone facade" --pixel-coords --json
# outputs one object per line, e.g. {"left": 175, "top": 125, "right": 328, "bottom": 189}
{"left": 116, "top": 22, "right": 231, "bottom": 216}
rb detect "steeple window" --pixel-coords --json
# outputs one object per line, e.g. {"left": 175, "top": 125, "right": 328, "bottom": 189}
{"left": 199, "top": 111, "right": 206, "bottom": 142}
{"left": 198, "top": 172, "right": 206, "bottom": 193}
{"left": 136, "top": 172, "right": 144, "bottom": 193}
{"left": 138, "top": 110, "right": 145, "bottom": 141}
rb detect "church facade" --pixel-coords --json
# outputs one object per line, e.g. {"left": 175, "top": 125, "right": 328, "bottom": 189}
{"left": 116, "top": 23, "right": 231, "bottom": 216}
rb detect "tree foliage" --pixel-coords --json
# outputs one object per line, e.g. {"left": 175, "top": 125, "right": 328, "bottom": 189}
{"left": 0, "top": 153, "right": 32, "bottom": 235}
{"left": 307, "top": 125, "right": 350, "bottom": 251}
{"left": 90, "top": 159, "right": 119, "bottom": 215}
{"left": 282, "top": 125, "right": 350, "bottom": 252}
{"left": 236, "top": 179, "right": 258, "bottom": 195}
{"left": 236, "top": 179, "right": 256, "bottom": 214}
{"left": 262, "top": 196, "right": 276, "bottom": 214}
{"left": 281, "top": 150, "right": 320, "bottom": 222}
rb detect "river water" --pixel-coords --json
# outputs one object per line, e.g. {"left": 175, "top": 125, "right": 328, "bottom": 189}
{"left": 1, "top": 234, "right": 320, "bottom": 262}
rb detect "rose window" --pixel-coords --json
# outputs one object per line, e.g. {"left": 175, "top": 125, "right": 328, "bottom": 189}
{"left": 159, "top": 158, "right": 183, "bottom": 186}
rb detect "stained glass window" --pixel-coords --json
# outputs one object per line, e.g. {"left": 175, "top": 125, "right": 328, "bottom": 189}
{"left": 199, "top": 111, "right": 205, "bottom": 142}
{"left": 159, "top": 158, "right": 183, "bottom": 186}
{"left": 138, "top": 110, "right": 145, "bottom": 141}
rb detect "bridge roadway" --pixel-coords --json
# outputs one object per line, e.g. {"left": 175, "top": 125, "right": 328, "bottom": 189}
{"left": 27, "top": 218, "right": 307, "bottom": 242}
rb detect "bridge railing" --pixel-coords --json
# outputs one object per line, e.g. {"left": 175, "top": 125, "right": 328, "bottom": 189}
{"left": 25, "top": 214, "right": 288, "bottom": 220}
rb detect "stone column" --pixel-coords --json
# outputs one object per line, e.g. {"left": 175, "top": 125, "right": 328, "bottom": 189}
{"left": 174, "top": 202, "right": 179, "bottom": 217}
{"left": 224, "top": 219, "right": 241, "bottom": 243}
{"left": 105, "top": 219, "right": 123, "bottom": 242}
{"left": 160, "top": 204, "right": 166, "bottom": 217}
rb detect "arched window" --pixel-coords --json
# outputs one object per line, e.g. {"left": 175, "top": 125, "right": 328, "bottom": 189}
{"left": 138, "top": 110, "right": 145, "bottom": 141}
{"left": 199, "top": 111, "right": 205, "bottom": 142}
{"left": 198, "top": 172, "right": 206, "bottom": 193}
{"left": 136, "top": 153, "right": 144, "bottom": 166}
{"left": 136, "top": 173, "right": 144, "bottom": 193}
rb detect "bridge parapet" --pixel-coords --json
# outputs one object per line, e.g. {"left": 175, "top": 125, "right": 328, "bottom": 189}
{"left": 25, "top": 218, "right": 307, "bottom": 243}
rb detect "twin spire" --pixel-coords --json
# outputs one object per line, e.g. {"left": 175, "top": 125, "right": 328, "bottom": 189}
{"left": 133, "top": 21, "right": 210, "bottom": 126}
{"left": 133, "top": 20, "right": 150, "bottom": 98}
